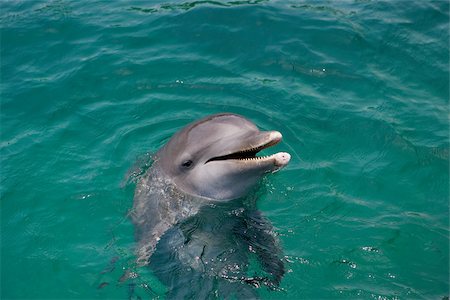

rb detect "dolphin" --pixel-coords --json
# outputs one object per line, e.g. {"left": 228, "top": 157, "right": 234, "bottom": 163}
{"left": 130, "top": 113, "right": 290, "bottom": 296}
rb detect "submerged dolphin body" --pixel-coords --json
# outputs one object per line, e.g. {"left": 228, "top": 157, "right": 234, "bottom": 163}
{"left": 131, "top": 113, "right": 291, "bottom": 297}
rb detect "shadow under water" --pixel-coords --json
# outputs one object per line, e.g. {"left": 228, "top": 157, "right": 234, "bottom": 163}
{"left": 148, "top": 196, "right": 285, "bottom": 299}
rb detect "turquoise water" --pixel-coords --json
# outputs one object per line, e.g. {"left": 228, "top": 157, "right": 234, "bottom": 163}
{"left": 1, "top": 0, "right": 449, "bottom": 299}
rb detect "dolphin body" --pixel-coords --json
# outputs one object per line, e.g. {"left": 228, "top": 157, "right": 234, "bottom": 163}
{"left": 131, "top": 113, "right": 291, "bottom": 298}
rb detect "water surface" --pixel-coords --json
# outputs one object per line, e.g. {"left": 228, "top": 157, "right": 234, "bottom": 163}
{"left": 1, "top": 0, "right": 449, "bottom": 299}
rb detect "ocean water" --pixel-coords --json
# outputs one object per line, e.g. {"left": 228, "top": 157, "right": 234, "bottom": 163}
{"left": 1, "top": 0, "right": 449, "bottom": 299}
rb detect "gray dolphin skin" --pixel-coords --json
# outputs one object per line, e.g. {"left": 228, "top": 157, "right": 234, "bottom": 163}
{"left": 130, "top": 113, "right": 290, "bottom": 297}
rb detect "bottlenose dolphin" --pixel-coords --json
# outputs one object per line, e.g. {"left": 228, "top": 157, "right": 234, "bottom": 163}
{"left": 130, "top": 113, "right": 290, "bottom": 297}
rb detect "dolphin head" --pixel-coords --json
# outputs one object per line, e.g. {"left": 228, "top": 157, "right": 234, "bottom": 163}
{"left": 155, "top": 113, "right": 291, "bottom": 200}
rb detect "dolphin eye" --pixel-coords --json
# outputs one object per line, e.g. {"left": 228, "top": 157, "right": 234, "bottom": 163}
{"left": 181, "top": 160, "right": 193, "bottom": 168}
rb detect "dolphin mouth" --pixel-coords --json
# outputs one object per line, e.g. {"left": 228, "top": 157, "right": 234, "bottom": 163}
{"left": 205, "top": 131, "right": 284, "bottom": 163}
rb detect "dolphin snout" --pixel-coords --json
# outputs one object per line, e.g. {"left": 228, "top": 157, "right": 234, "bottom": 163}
{"left": 272, "top": 152, "right": 291, "bottom": 172}
{"left": 269, "top": 131, "right": 282, "bottom": 144}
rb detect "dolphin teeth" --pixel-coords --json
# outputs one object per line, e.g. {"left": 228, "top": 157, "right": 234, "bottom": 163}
{"left": 206, "top": 138, "right": 280, "bottom": 163}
